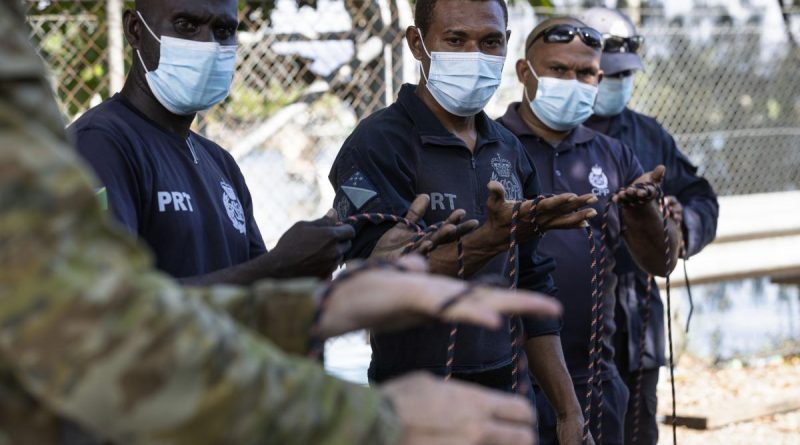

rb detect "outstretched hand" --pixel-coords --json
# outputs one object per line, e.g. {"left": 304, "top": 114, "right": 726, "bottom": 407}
{"left": 485, "top": 181, "right": 598, "bottom": 246}
{"left": 665, "top": 195, "right": 683, "bottom": 226}
{"left": 615, "top": 165, "right": 666, "bottom": 208}
{"left": 382, "top": 373, "right": 536, "bottom": 445}
{"left": 268, "top": 210, "right": 355, "bottom": 279}
{"left": 317, "top": 255, "right": 562, "bottom": 339}
{"left": 371, "top": 194, "right": 479, "bottom": 261}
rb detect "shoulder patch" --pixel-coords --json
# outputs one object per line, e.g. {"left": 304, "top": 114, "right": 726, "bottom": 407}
{"left": 341, "top": 171, "right": 378, "bottom": 210}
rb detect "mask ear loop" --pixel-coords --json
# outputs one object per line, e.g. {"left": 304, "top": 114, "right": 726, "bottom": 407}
{"left": 135, "top": 11, "right": 161, "bottom": 74}
{"left": 415, "top": 27, "right": 433, "bottom": 83}
{"left": 523, "top": 60, "right": 539, "bottom": 104}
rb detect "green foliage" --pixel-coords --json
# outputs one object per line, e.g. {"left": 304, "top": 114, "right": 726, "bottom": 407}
{"left": 27, "top": 1, "right": 112, "bottom": 117}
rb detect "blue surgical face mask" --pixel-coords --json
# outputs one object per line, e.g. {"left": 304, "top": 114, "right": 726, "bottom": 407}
{"left": 417, "top": 28, "right": 505, "bottom": 117}
{"left": 136, "top": 11, "right": 237, "bottom": 116}
{"left": 594, "top": 75, "right": 635, "bottom": 117}
{"left": 524, "top": 60, "right": 598, "bottom": 131}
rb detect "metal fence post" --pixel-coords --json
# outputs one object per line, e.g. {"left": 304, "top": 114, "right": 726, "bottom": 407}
{"left": 107, "top": 0, "right": 125, "bottom": 93}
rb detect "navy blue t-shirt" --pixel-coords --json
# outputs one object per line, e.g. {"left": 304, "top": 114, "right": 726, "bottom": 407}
{"left": 586, "top": 108, "right": 719, "bottom": 370}
{"left": 69, "top": 94, "right": 267, "bottom": 278}
{"left": 329, "top": 84, "right": 559, "bottom": 381}
{"left": 499, "top": 103, "right": 643, "bottom": 383}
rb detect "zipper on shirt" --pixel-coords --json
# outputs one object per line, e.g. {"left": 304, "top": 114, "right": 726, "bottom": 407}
{"left": 470, "top": 155, "right": 481, "bottom": 215}
{"left": 186, "top": 136, "right": 199, "bottom": 165}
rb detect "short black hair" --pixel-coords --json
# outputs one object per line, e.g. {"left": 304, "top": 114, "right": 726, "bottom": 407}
{"left": 415, "top": 0, "right": 509, "bottom": 35}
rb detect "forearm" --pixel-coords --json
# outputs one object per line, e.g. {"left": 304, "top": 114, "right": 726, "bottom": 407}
{"left": 679, "top": 198, "right": 719, "bottom": 257}
{"left": 427, "top": 225, "right": 505, "bottom": 277}
{"left": 621, "top": 202, "right": 681, "bottom": 276}
{"left": 2, "top": 120, "right": 401, "bottom": 445}
{"left": 180, "top": 251, "right": 284, "bottom": 287}
{"left": 525, "top": 335, "right": 582, "bottom": 419}
{"left": 197, "top": 278, "right": 320, "bottom": 355}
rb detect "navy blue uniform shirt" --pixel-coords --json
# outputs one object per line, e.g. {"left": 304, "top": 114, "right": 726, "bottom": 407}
{"left": 586, "top": 108, "right": 719, "bottom": 370}
{"left": 499, "top": 103, "right": 643, "bottom": 383}
{"left": 329, "top": 84, "right": 559, "bottom": 381}
{"left": 69, "top": 94, "right": 267, "bottom": 279}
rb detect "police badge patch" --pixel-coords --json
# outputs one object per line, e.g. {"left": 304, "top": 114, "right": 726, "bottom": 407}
{"left": 220, "top": 180, "right": 247, "bottom": 235}
{"left": 490, "top": 154, "right": 523, "bottom": 201}
{"left": 589, "top": 164, "right": 610, "bottom": 196}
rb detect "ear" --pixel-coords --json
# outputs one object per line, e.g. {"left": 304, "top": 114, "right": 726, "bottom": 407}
{"left": 123, "top": 9, "right": 141, "bottom": 49}
{"left": 406, "top": 26, "right": 424, "bottom": 61}
{"left": 597, "top": 69, "right": 604, "bottom": 85}
{"left": 515, "top": 58, "right": 529, "bottom": 83}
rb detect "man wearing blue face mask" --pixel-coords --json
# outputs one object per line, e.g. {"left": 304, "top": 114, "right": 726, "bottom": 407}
{"left": 498, "top": 16, "right": 682, "bottom": 445}
{"left": 68, "top": 0, "right": 357, "bottom": 286}
{"left": 579, "top": 8, "right": 719, "bottom": 445}
{"left": 330, "top": 2, "right": 599, "bottom": 443}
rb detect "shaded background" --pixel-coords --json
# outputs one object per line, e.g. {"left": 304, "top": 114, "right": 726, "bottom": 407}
{"left": 23, "top": 1, "right": 800, "bottom": 442}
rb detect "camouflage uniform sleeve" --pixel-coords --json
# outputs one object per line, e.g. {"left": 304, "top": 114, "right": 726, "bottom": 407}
{"left": 198, "top": 278, "right": 321, "bottom": 356}
{"left": 0, "top": 3, "right": 402, "bottom": 444}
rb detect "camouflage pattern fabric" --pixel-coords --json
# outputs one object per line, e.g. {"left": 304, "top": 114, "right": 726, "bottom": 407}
{"left": 0, "top": 2, "right": 402, "bottom": 444}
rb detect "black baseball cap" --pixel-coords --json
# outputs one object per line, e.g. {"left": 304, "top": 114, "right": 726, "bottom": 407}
{"left": 577, "top": 7, "right": 644, "bottom": 75}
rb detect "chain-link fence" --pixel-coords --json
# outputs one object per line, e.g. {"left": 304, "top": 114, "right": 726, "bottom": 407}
{"left": 25, "top": 1, "right": 800, "bottom": 245}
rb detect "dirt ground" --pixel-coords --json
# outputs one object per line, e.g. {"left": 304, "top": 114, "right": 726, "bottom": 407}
{"left": 656, "top": 355, "right": 800, "bottom": 444}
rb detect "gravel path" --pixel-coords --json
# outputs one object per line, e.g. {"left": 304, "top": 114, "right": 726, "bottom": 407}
{"left": 656, "top": 356, "right": 800, "bottom": 444}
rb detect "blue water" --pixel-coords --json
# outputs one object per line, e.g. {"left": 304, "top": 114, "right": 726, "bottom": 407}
{"left": 675, "top": 278, "right": 800, "bottom": 362}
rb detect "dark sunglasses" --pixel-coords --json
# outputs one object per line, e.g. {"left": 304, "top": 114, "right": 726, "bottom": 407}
{"left": 602, "top": 35, "right": 645, "bottom": 54}
{"left": 528, "top": 24, "right": 604, "bottom": 51}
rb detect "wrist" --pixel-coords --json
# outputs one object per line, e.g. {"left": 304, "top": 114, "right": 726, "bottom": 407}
{"left": 260, "top": 250, "right": 288, "bottom": 279}
{"left": 621, "top": 199, "right": 659, "bottom": 219}
{"left": 464, "top": 224, "right": 507, "bottom": 256}
{"left": 557, "top": 407, "right": 584, "bottom": 423}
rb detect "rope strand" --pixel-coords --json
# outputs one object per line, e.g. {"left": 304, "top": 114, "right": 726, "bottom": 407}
{"left": 661, "top": 196, "right": 678, "bottom": 445}
{"left": 584, "top": 225, "right": 599, "bottom": 443}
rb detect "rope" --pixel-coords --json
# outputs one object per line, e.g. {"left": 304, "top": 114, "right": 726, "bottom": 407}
{"left": 586, "top": 182, "right": 669, "bottom": 445}
{"left": 309, "top": 184, "right": 680, "bottom": 445}
{"left": 584, "top": 225, "right": 599, "bottom": 443}
{"left": 508, "top": 202, "right": 522, "bottom": 393}
{"left": 308, "top": 260, "right": 407, "bottom": 360}
{"left": 661, "top": 195, "right": 679, "bottom": 445}
{"left": 631, "top": 275, "right": 654, "bottom": 445}
{"left": 444, "top": 235, "right": 466, "bottom": 381}
{"left": 594, "top": 199, "right": 614, "bottom": 444}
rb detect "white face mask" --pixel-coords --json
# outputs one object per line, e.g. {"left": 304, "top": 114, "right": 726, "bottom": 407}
{"left": 524, "top": 60, "right": 598, "bottom": 131}
{"left": 136, "top": 11, "right": 237, "bottom": 116}
{"left": 594, "top": 75, "right": 635, "bottom": 117}
{"left": 417, "top": 28, "right": 506, "bottom": 117}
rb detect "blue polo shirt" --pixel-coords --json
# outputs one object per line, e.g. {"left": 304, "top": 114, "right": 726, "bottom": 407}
{"left": 69, "top": 94, "right": 267, "bottom": 279}
{"left": 499, "top": 103, "right": 643, "bottom": 383}
{"left": 329, "top": 84, "right": 559, "bottom": 381}
{"left": 586, "top": 108, "right": 719, "bottom": 370}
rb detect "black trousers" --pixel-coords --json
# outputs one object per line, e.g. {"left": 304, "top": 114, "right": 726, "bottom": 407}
{"left": 619, "top": 366, "right": 659, "bottom": 445}
{"left": 535, "top": 375, "right": 629, "bottom": 445}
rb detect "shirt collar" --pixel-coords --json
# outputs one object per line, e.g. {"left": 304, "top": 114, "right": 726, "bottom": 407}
{"left": 498, "top": 101, "right": 596, "bottom": 150}
{"left": 397, "top": 83, "right": 502, "bottom": 147}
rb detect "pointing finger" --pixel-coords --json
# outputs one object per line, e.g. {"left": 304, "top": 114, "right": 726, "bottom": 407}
{"left": 405, "top": 194, "right": 430, "bottom": 223}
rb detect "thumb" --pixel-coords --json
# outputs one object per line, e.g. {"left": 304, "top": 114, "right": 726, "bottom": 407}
{"left": 323, "top": 209, "right": 339, "bottom": 224}
{"left": 404, "top": 194, "right": 430, "bottom": 223}
{"left": 486, "top": 181, "right": 508, "bottom": 211}
{"left": 651, "top": 165, "right": 666, "bottom": 184}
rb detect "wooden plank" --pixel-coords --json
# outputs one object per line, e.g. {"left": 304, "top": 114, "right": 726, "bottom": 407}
{"left": 714, "top": 191, "right": 800, "bottom": 243}
{"left": 663, "top": 392, "right": 800, "bottom": 430}
{"left": 658, "top": 234, "right": 800, "bottom": 290}
{"left": 770, "top": 273, "right": 800, "bottom": 285}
